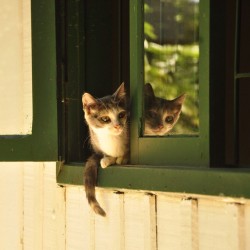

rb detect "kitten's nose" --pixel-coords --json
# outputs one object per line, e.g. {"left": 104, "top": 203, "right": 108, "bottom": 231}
{"left": 114, "top": 124, "right": 121, "bottom": 129}
{"left": 158, "top": 125, "right": 164, "bottom": 130}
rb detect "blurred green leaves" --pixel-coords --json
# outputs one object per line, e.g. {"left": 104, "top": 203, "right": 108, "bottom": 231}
{"left": 144, "top": 1, "right": 199, "bottom": 134}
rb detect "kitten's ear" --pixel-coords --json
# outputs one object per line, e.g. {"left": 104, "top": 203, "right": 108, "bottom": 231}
{"left": 144, "top": 83, "right": 155, "bottom": 98}
{"left": 113, "top": 82, "right": 126, "bottom": 100}
{"left": 82, "top": 93, "right": 97, "bottom": 112}
{"left": 174, "top": 94, "right": 186, "bottom": 105}
{"left": 171, "top": 94, "right": 186, "bottom": 113}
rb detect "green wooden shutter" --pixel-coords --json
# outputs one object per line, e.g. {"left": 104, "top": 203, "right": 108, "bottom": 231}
{"left": 0, "top": 0, "right": 58, "bottom": 161}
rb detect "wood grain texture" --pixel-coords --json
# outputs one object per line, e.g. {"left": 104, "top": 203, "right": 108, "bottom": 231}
{"left": 198, "top": 199, "right": 239, "bottom": 250}
{"left": 23, "top": 163, "right": 44, "bottom": 250}
{"left": 23, "top": 162, "right": 65, "bottom": 250}
{"left": 1, "top": 162, "right": 250, "bottom": 250}
{"left": 123, "top": 192, "right": 156, "bottom": 250}
{"left": 94, "top": 190, "right": 125, "bottom": 250}
{"left": 0, "top": 163, "right": 23, "bottom": 250}
{"left": 43, "top": 163, "right": 66, "bottom": 250}
{"left": 157, "top": 195, "right": 198, "bottom": 250}
{"left": 245, "top": 204, "right": 250, "bottom": 250}
{"left": 66, "top": 187, "right": 90, "bottom": 250}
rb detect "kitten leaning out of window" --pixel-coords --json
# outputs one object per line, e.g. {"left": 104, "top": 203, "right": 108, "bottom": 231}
{"left": 82, "top": 83, "right": 129, "bottom": 216}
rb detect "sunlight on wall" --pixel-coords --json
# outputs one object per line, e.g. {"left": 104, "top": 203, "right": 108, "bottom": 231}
{"left": 0, "top": 0, "right": 32, "bottom": 135}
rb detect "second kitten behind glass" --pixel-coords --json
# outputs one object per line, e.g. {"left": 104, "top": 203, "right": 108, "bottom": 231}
{"left": 144, "top": 83, "right": 185, "bottom": 136}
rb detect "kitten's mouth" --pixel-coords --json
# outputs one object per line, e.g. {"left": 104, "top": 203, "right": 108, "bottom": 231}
{"left": 152, "top": 127, "right": 170, "bottom": 136}
{"left": 153, "top": 127, "right": 164, "bottom": 133}
{"left": 112, "top": 127, "right": 123, "bottom": 135}
{"left": 153, "top": 131, "right": 165, "bottom": 136}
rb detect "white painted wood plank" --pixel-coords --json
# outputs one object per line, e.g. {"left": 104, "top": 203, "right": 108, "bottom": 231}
{"left": 66, "top": 186, "right": 92, "bottom": 250}
{"left": 245, "top": 203, "right": 250, "bottom": 250}
{"left": 144, "top": 194, "right": 157, "bottom": 250}
{"left": 181, "top": 198, "right": 199, "bottom": 250}
{"left": 23, "top": 162, "right": 44, "bottom": 250}
{"left": 157, "top": 195, "right": 198, "bottom": 250}
{"left": 123, "top": 192, "right": 156, "bottom": 250}
{"left": 237, "top": 202, "right": 246, "bottom": 250}
{"left": 0, "top": 163, "right": 23, "bottom": 250}
{"left": 198, "top": 200, "right": 239, "bottom": 250}
{"left": 94, "top": 190, "right": 125, "bottom": 250}
{"left": 55, "top": 186, "right": 66, "bottom": 250}
{"left": 42, "top": 162, "right": 66, "bottom": 250}
{"left": 157, "top": 195, "right": 180, "bottom": 249}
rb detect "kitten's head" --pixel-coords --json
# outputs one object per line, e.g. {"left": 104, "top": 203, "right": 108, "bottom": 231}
{"left": 144, "top": 83, "right": 185, "bottom": 136}
{"left": 82, "top": 83, "right": 128, "bottom": 136}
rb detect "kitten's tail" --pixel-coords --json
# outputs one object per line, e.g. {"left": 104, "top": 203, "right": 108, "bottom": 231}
{"left": 84, "top": 154, "right": 106, "bottom": 217}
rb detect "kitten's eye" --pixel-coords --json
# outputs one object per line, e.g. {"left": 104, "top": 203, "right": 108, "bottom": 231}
{"left": 118, "top": 111, "right": 126, "bottom": 119}
{"left": 100, "top": 116, "right": 111, "bottom": 123}
{"left": 165, "top": 116, "right": 174, "bottom": 123}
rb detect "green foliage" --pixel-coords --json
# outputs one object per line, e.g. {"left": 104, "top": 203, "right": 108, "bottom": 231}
{"left": 144, "top": 1, "right": 199, "bottom": 134}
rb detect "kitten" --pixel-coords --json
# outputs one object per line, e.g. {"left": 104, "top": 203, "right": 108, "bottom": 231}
{"left": 144, "top": 83, "right": 185, "bottom": 136}
{"left": 82, "top": 83, "right": 129, "bottom": 216}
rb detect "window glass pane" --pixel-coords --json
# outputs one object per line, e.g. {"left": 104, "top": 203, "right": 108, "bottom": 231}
{"left": 144, "top": 0, "right": 199, "bottom": 135}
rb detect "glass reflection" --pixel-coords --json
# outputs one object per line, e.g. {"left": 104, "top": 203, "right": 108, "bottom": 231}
{"left": 144, "top": 0, "right": 199, "bottom": 135}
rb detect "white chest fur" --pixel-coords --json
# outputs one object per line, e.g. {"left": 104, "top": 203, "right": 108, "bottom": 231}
{"left": 94, "top": 129, "right": 127, "bottom": 157}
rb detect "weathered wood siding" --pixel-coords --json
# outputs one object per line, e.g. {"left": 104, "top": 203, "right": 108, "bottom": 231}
{"left": 0, "top": 162, "right": 250, "bottom": 250}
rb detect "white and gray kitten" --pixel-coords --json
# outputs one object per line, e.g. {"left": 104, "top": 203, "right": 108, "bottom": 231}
{"left": 82, "top": 83, "right": 129, "bottom": 216}
{"left": 144, "top": 83, "right": 185, "bottom": 136}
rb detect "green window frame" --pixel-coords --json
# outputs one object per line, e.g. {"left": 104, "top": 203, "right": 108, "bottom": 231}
{"left": 0, "top": 0, "right": 58, "bottom": 161}
{"left": 130, "top": 0, "right": 210, "bottom": 167}
{"left": 57, "top": 0, "right": 250, "bottom": 199}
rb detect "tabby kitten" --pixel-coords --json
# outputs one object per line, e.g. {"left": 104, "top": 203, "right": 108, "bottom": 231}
{"left": 144, "top": 83, "right": 185, "bottom": 136}
{"left": 82, "top": 83, "right": 129, "bottom": 216}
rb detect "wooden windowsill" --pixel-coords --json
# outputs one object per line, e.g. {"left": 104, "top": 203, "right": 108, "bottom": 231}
{"left": 57, "top": 163, "right": 250, "bottom": 198}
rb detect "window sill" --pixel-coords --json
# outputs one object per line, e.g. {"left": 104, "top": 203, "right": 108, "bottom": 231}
{"left": 56, "top": 163, "right": 250, "bottom": 199}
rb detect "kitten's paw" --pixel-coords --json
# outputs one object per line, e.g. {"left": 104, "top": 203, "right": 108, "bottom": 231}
{"left": 116, "top": 157, "right": 128, "bottom": 165}
{"left": 100, "top": 157, "right": 116, "bottom": 168}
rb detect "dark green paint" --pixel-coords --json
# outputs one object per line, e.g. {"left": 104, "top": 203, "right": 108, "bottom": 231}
{"left": 57, "top": 163, "right": 250, "bottom": 198}
{"left": 129, "top": 0, "right": 144, "bottom": 164}
{"left": 0, "top": 0, "right": 58, "bottom": 161}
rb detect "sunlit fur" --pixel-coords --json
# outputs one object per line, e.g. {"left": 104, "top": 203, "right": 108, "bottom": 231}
{"left": 82, "top": 83, "right": 129, "bottom": 216}
{"left": 83, "top": 94, "right": 128, "bottom": 158}
{"left": 144, "top": 83, "right": 185, "bottom": 136}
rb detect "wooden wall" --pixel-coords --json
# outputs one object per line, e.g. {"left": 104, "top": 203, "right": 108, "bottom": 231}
{"left": 0, "top": 162, "right": 250, "bottom": 250}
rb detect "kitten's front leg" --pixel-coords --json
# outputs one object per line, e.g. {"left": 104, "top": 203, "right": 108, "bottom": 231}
{"left": 100, "top": 156, "right": 116, "bottom": 168}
